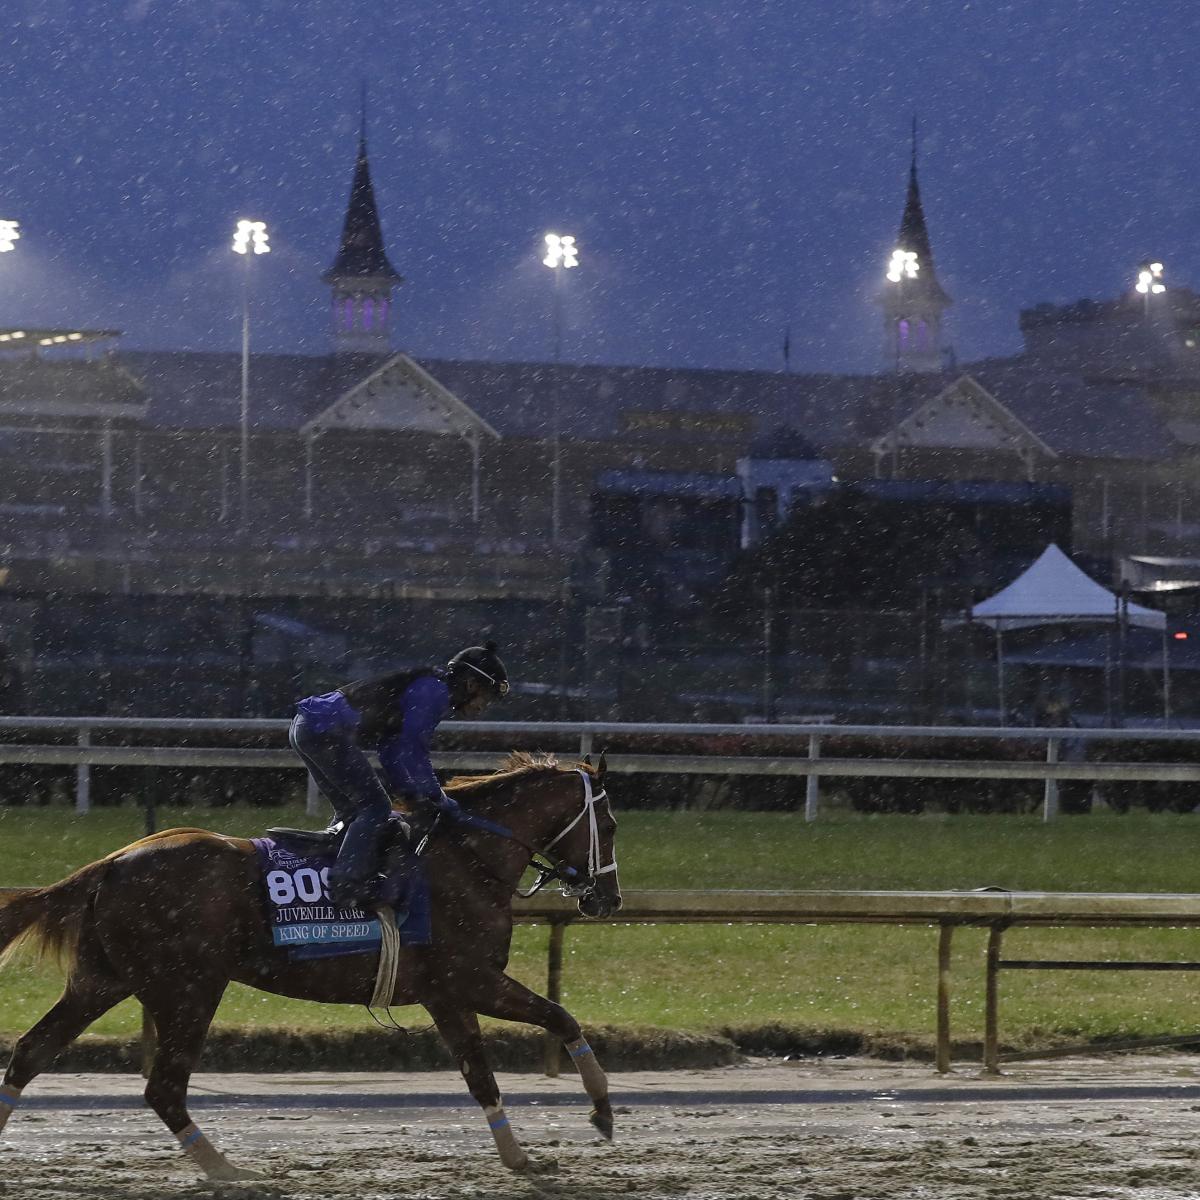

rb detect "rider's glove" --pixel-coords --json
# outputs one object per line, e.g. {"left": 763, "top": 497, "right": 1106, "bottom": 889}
{"left": 434, "top": 793, "right": 462, "bottom": 820}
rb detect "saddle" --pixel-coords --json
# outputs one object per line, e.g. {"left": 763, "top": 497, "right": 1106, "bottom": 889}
{"left": 265, "top": 821, "right": 346, "bottom": 857}
{"left": 264, "top": 813, "right": 423, "bottom": 921}
{"left": 266, "top": 812, "right": 412, "bottom": 859}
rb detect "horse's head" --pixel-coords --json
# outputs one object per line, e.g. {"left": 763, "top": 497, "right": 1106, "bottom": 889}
{"left": 537, "top": 752, "right": 622, "bottom": 919}
{"left": 448, "top": 752, "right": 623, "bottom": 917}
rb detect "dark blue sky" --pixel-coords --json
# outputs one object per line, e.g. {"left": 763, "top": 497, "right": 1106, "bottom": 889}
{"left": 0, "top": 1, "right": 1194, "bottom": 374}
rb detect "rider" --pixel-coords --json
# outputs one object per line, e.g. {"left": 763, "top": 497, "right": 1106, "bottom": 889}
{"left": 289, "top": 642, "right": 510, "bottom": 907}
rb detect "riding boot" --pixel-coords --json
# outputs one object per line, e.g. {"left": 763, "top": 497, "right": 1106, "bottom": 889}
{"left": 327, "top": 814, "right": 385, "bottom": 908}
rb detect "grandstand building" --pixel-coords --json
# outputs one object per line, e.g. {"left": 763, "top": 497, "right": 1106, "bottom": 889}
{"left": 0, "top": 133, "right": 1196, "bottom": 717}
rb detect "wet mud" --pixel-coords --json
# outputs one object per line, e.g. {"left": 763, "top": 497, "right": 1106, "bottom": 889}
{"left": 4, "top": 1058, "right": 1200, "bottom": 1199}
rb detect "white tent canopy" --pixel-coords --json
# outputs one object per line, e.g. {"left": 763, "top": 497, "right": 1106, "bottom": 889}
{"left": 970, "top": 543, "right": 1165, "bottom": 632}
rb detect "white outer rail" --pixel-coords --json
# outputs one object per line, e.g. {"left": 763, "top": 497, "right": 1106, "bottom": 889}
{"left": 0, "top": 717, "right": 1195, "bottom": 822}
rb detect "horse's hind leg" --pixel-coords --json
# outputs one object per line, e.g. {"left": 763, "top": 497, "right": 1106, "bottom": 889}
{"left": 139, "top": 979, "right": 264, "bottom": 1183}
{"left": 1, "top": 939, "right": 131, "bottom": 1136}
{"left": 472, "top": 974, "right": 614, "bottom": 1140}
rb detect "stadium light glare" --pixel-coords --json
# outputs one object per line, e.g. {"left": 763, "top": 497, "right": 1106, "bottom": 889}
{"left": 232, "top": 220, "right": 270, "bottom": 255}
{"left": 1136, "top": 260, "right": 1166, "bottom": 295}
{"left": 886, "top": 248, "right": 919, "bottom": 283}
{"left": 542, "top": 233, "right": 578, "bottom": 269}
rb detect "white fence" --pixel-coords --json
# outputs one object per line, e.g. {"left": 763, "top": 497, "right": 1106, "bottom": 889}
{"left": 0, "top": 717, "right": 1198, "bottom": 822}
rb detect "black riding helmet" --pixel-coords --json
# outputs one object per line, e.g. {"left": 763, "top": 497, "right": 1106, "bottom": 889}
{"left": 446, "top": 641, "right": 510, "bottom": 700}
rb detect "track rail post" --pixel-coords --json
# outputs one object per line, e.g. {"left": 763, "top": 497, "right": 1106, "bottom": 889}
{"left": 984, "top": 923, "right": 1006, "bottom": 1075}
{"left": 1043, "top": 737, "right": 1060, "bottom": 822}
{"left": 805, "top": 734, "right": 820, "bottom": 822}
{"left": 74, "top": 730, "right": 91, "bottom": 814}
{"left": 936, "top": 922, "right": 953, "bottom": 1074}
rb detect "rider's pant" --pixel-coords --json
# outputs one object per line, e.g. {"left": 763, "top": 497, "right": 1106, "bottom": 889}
{"left": 289, "top": 713, "right": 392, "bottom": 901}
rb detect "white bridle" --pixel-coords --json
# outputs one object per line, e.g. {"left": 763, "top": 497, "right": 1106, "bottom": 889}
{"left": 540, "top": 769, "right": 619, "bottom": 894}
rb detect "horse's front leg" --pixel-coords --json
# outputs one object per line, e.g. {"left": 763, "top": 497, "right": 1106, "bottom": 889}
{"left": 472, "top": 973, "right": 614, "bottom": 1141}
{"left": 425, "top": 1004, "right": 554, "bottom": 1173}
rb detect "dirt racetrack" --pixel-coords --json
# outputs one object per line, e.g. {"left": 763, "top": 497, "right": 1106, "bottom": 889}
{"left": 6, "top": 1056, "right": 1200, "bottom": 1199}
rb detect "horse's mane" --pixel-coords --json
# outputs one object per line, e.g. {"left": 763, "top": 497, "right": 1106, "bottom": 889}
{"left": 446, "top": 751, "right": 595, "bottom": 797}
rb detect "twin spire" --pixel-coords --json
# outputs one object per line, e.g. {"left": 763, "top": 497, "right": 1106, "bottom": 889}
{"left": 324, "top": 98, "right": 401, "bottom": 355}
{"left": 878, "top": 120, "right": 952, "bottom": 373}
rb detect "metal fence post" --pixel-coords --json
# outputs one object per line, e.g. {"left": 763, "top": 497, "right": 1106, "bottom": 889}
{"left": 936, "top": 922, "right": 954, "bottom": 1074}
{"left": 305, "top": 774, "right": 321, "bottom": 818}
{"left": 805, "top": 734, "right": 820, "bottom": 822}
{"left": 74, "top": 730, "right": 91, "bottom": 814}
{"left": 984, "top": 924, "right": 1005, "bottom": 1075}
{"left": 579, "top": 732, "right": 594, "bottom": 760}
{"left": 1043, "top": 737, "right": 1060, "bottom": 823}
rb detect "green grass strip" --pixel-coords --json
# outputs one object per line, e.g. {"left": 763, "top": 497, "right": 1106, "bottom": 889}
{"left": 1, "top": 804, "right": 1198, "bottom": 1046}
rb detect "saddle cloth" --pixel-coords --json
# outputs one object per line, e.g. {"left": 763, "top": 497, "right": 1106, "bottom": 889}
{"left": 251, "top": 834, "right": 431, "bottom": 960}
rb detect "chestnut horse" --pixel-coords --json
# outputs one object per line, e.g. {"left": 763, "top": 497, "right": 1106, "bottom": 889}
{"left": 0, "top": 754, "right": 621, "bottom": 1181}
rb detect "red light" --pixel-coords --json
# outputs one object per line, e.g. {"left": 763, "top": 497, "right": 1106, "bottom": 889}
{"left": 1175, "top": 632, "right": 1189, "bottom": 641}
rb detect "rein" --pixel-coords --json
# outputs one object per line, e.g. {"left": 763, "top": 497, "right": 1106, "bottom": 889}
{"left": 452, "top": 769, "right": 615, "bottom": 900}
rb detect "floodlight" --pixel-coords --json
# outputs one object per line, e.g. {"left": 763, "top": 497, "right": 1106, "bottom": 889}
{"left": 1136, "top": 260, "right": 1166, "bottom": 295}
{"left": 232, "top": 220, "right": 270, "bottom": 255}
{"left": 887, "top": 248, "right": 919, "bottom": 283}
{"left": 543, "top": 233, "right": 579, "bottom": 269}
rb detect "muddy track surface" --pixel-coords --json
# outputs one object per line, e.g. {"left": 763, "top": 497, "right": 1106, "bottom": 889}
{"left": 4, "top": 1058, "right": 1200, "bottom": 1199}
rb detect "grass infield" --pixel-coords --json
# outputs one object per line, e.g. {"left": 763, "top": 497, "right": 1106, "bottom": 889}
{"left": 2, "top": 804, "right": 1200, "bottom": 1052}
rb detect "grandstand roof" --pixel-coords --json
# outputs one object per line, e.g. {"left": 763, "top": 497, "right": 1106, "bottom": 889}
{"left": 114, "top": 349, "right": 1177, "bottom": 463}
{"left": 965, "top": 361, "right": 1173, "bottom": 461}
{"left": 0, "top": 354, "right": 146, "bottom": 420}
{"left": 120, "top": 350, "right": 374, "bottom": 430}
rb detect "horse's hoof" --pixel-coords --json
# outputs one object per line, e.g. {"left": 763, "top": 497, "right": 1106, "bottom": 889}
{"left": 207, "top": 1162, "right": 268, "bottom": 1183}
{"left": 590, "top": 1103, "right": 614, "bottom": 1141}
{"left": 521, "top": 1155, "right": 559, "bottom": 1175}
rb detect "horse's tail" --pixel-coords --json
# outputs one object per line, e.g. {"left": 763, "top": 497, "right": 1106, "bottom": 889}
{"left": 0, "top": 853, "right": 124, "bottom": 973}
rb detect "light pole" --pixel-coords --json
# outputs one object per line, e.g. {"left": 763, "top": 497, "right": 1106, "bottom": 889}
{"left": 1136, "top": 259, "right": 1165, "bottom": 320}
{"left": 542, "top": 233, "right": 578, "bottom": 545}
{"left": 231, "top": 219, "right": 270, "bottom": 530}
{"left": 884, "top": 247, "right": 919, "bottom": 474}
